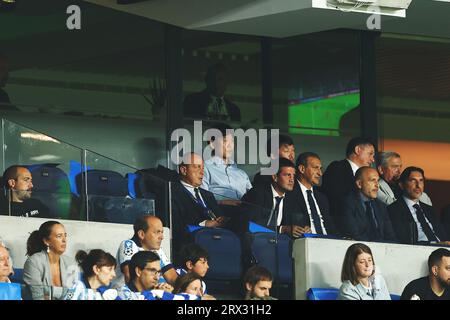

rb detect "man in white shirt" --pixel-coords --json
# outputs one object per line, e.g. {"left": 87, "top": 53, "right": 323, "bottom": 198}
{"left": 388, "top": 166, "right": 449, "bottom": 245}
{"left": 114, "top": 215, "right": 177, "bottom": 288}
{"left": 291, "top": 152, "right": 337, "bottom": 237}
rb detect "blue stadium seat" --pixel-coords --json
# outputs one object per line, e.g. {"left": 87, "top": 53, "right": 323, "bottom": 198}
{"left": 0, "top": 282, "right": 22, "bottom": 300}
{"left": 26, "top": 164, "right": 72, "bottom": 219}
{"left": 10, "top": 268, "right": 24, "bottom": 284}
{"left": 250, "top": 232, "right": 293, "bottom": 284}
{"left": 193, "top": 228, "right": 242, "bottom": 280}
{"left": 126, "top": 173, "right": 138, "bottom": 199}
{"left": 75, "top": 169, "right": 128, "bottom": 197}
{"left": 75, "top": 170, "right": 129, "bottom": 223}
{"left": 307, "top": 288, "right": 339, "bottom": 300}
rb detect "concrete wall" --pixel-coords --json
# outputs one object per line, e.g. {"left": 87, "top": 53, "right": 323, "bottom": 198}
{"left": 0, "top": 216, "right": 171, "bottom": 269}
{"left": 292, "top": 238, "right": 442, "bottom": 299}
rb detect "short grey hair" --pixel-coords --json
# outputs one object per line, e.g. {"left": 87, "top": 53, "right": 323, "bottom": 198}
{"left": 377, "top": 151, "right": 401, "bottom": 168}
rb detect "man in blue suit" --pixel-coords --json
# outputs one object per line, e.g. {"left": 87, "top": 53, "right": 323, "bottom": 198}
{"left": 341, "top": 166, "right": 397, "bottom": 242}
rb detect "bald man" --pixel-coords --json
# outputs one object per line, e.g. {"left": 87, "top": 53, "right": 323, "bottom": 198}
{"left": 340, "top": 166, "right": 397, "bottom": 242}
{"left": 0, "top": 165, "right": 50, "bottom": 217}
{"left": 114, "top": 215, "right": 178, "bottom": 288}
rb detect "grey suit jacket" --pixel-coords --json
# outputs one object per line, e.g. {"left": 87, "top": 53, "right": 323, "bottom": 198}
{"left": 23, "top": 251, "right": 79, "bottom": 300}
{"left": 377, "top": 178, "right": 432, "bottom": 206}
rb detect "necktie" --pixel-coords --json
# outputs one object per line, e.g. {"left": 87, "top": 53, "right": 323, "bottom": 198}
{"left": 194, "top": 188, "right": 214, "bottom": 220}
{"left": 413, "top": 204, "right": 439, "bottom": 242}
{"left": 306, "top": 190, "right": 324, "bottom": 234}
{"left": 365, "top": 200, "right": 380, "bottom": 238}
{"left": 267, "top": 196, "right": 283, "bottom": 227}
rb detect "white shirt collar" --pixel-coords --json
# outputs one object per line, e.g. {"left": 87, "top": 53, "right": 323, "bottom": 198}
{"left": 404, "top": 196, "right": 420, "bottom": 210}
{"left": 347, "top": 159, "right": 360, "bottom": 175}
{"left": 270, "top": 184, "right": 284, "bottom": 199}
{"left": 180, "top": 180, "right": 196, "bottom": 190}
{"left": 298, "top": 180, "right": 313, "bottom": 194}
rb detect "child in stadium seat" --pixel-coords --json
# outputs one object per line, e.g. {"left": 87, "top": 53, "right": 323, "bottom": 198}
{"left": 176, "top": 243, "right": 209, "bottom": 295}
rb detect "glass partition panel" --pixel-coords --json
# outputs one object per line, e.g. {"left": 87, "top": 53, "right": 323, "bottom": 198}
{"left": 83, "top": 150, "right": 168, "bottom": 226}
{"left": 1, "top": 118, "right": 84, "bottom": 220}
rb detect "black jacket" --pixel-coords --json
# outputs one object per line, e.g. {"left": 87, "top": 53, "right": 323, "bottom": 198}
{"left": 171, "top": 182, "right": 223, "bottom": 254}
{"left": 290, "top": 181, "right": 338, "bottom": 236}
{"left": 241, "top": 183, "right": 296, "bottom": 231}
{"left": 321, "top": 159, "right": 356, "bottom": 230}
{"left": 341, "top": 192, "right": 397, "bottom": 242}
{"left": 388, "top": 197, "right": 447, "bottom": 244}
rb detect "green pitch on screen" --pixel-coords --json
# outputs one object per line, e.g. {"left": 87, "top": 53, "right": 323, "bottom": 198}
{"left": 289, "top": 93, "right": 360, "bottom": 136}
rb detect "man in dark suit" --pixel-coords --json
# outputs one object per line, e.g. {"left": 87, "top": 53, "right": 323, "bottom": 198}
{"left": 291, "top": 152, "right": 337, "bottom": 236}
{"left": 321, "top": 137, "right": 375, "bottom": 231}
{"left": 183, "top": 63, "right": 240, "bottom": 122}
{"left": 171, "top": 152, "right": 228, "bottom": 256}
{"left": 341, "top": 166, "right": 397, "bottom": 242}
{"left": 241, "top": 158, "right": 299, "bottom": 236}
{"left": 388, "top": 166, "right": 449, "bottom": 245}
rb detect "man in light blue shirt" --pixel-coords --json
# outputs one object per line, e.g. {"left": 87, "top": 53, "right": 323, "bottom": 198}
{"left": 202, "top": 123, "right": 252, "bottom": 202}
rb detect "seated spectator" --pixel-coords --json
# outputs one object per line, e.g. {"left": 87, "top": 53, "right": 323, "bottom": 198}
{"left": 291, "top": 152, "right": 338, "bottom": 236}
{"left": 388, "top": 167, "right": 449, "bottom": 245}
{"left": 64, "top": 249, "right": 117, "bottom": 300}
{"left": 114, "top": 215, "right": 177, "bottom": 288}
{"left": 0, "top": 165, "right": 50, "bottom": 217}
{"left": 341, "top": 167, "right": 397, "bottom": 242}
{"left": 175, "top": 243, "right": 209, "bottom": 294}
{"left": 0, "top": 243, "right": 13, "bottom": 283}
{"left": 338, "top": 243, "right": 391, "bottom": 300}
{"left": 202, "top": 123, "right": 252, "bottom": 203}
{"left": 23, "top": 221, "right": 79, "bottom": 300}
{"left": 241, "top": 158, "right": 297, "bottom": 234}
{"left": 401, "top": 248, "right": 450, "bottom": 300}
{"left": 171, "top": 153, "right": 225, "bottom": 252}
{"left": 117, "top": 251, "right": 201, "bottom": 300}
{"left": 173, "top": 272, "right": 215, "bottom": 300}
{"left": 253, "top": 134, "right": 295, "bottom": 186}
{"left": 321, "top": 137, "right": 375, "bottom": 230}
{"left": 243, "top": 266, "right": 276, "bottom": 300}
{"left": 172, "top": 153, "right": 249, "bottom": 254}
{"left": 183, "top": 63, "right": 240, "bottom": 122}
{"left": 376, "top": 152, "right": 432, "bottom": 205}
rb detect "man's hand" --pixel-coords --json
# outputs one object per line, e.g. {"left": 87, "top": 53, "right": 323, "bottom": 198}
{"left": 201, "top": 294, "right": 216, "bottom": 300}
{"left": 155, "top": 282, "right": 173, "bottom": 293}
{"left": 281, "top": 225, "right": 311, "bottom": 238}
{"left": 205, "top": 216, "right": 229, "bottom": 228}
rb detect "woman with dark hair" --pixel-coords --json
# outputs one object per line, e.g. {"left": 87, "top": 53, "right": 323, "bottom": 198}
{"left": 173, "top": 272, "right": 215, "bottom": 299}
{"left": 173, "top": 272, "right": 203, "bottom": 295}
{"left": 338, "top": 243, "right": 391, "bottom": 300}
{"left": 23, "top": 221, "right": 79, "bottom": 300}
{"left": 64, "top": 249, "right": 117, "bottom": 300}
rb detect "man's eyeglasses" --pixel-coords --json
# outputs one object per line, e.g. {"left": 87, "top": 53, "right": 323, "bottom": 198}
{"left": 143, "top": 267, "right": 162, "bottom": 277}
